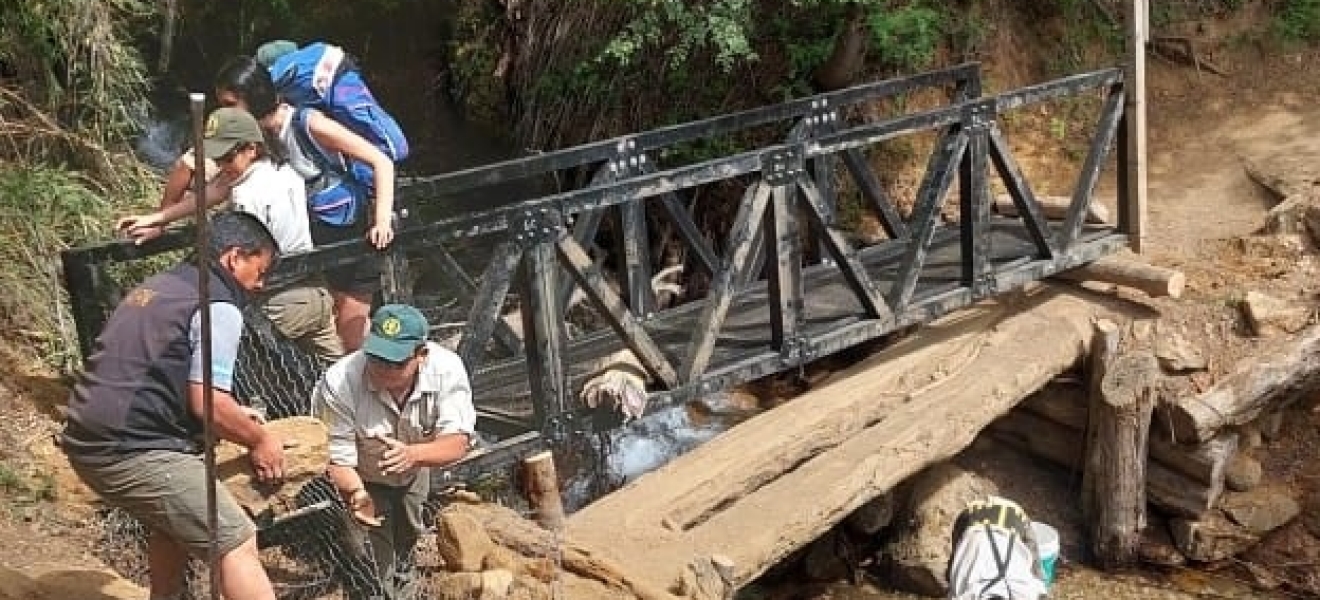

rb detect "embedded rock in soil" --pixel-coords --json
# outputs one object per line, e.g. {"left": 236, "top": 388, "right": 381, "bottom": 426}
{"left": 1223, "top": 453, "right": 1263, "bottom": 492}
{"left": 1169, "top": 512, "right": 1260, "bottom": 562}
{"left": 1138, "top": 522, "right": 1187, "bottom": 567}
{"left": 1219, "top": 486, "right": 1300, "bottom": 535}
{"left": 1240, "top": 290, "right": 1310, "bottom": 337}
{"left": 881, "top": 463, "right": 998, "bottom": 597}
{"left": 0, "top": 564, "right": 144, "bottom": 600}
{"left": 437, "top": 507, "right": 496, "bottom": 572}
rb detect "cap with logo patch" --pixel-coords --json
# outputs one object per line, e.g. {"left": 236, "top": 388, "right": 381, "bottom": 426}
{"left": 200, "top": 107, "right": 264, "bottom": 160}
{"left": 363, "top": 304, "right": 429, "bottom": 363}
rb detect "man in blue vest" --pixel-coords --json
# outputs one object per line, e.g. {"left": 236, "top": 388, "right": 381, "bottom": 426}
{"left": 62, "top": 211, "right": 285, "bottom": 600}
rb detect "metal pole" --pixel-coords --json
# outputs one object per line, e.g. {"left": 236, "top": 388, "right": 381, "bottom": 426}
{"left": 188, "top": 92, "right": 221, "bottom": 600}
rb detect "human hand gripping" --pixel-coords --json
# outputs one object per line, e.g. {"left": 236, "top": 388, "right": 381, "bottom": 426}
{"left": 366, "top": 222, "right": 394, "bottom": 249}
{"left": 375, "top": 434, "right": 417, "bottom": 475}
{"left": 248, "top": 433, "right": 286, "bottom": 484}
{"left": 345, "top": 488, "right": 382, "bottom": 527}
{"left": 115, "top": 213, "right": 168, "bottom": 245}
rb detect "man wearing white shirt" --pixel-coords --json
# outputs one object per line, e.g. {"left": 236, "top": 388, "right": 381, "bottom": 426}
{"left": 313, "top": 304, "right": 475, "bottom": 598}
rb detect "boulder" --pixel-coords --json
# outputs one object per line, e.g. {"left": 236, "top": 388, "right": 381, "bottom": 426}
{"left": 844, "top": 493, "right": 894, "bottom": 536}
{"left": 1137, "top": 522, "right": 1186, "bottom": 567}
{"left": 881, "top": 464, "right": 998, "bottom": 596}
{"left": 436, "top": 507, "right": 496, "bottom": 572}
{"left": 1154, "top": 331, "right": 1207, "bottom": 374}
{"left": 803, "top": 529, "right": 853, "bottom": 582}
{"left": 1223, "top": 454, "right": 1263, "bottom": 492}
{"left": 1169, "top": 513, "right": 1260, "bottom": 562}
{"left": 1220, "top": 487, "right": 1300, "bottom": 535}
{"left": 0, "top": 565, "right": 144, "bottom": 600}
{"left": 216, "top": 416, "right": 328, "bottom": 517}
{"left": 1240, "top": 291, "right": 1310, "bottom": 337}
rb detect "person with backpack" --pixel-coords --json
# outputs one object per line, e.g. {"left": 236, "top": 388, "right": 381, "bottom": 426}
{"left": 122, "top": 105, "right": 345, "bottom": 363}
{"left": 239, "top": 56, "right": 399, "bottom": 353}
{"left": 151, "top": 57, "right": 284, "bottom": 219}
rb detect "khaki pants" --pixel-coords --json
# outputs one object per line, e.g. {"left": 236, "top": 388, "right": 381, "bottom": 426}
{"left": 261, "top": 284, "right": 343, "bottom": 362}
{"left": 68, "top": 450, "right": 255, "bottom": 557}
{"left": 353, "top": 472, "right": 430, "bottom": 600}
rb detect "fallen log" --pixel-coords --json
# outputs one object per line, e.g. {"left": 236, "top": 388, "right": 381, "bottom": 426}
{"left": 993, "top": 193, "right": 1111, "bottom": 224}
{"left": 569, "top": 287, "right": 1146, "bottom": 593}
{"left": 988, "top": 410, "right": 1220, "bottom": 518}
{"left": 1161, "top": 323, "right": 1320, "bottom": 443}
{"left": 1022, "top": 383, "right": 1239, "bottom": 486}
{"left": 1054, "top": 254, "right": 1186, "bottom": 298}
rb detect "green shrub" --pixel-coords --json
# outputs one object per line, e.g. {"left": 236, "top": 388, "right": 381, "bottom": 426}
{"left": 1275, "top": 0, "right": 1320, "bottom": 42}
{"left": 0, "top": 166, "right": 123, "bottom": 369}
{"left": 866, "top": 4, "right": 945, "bottom": 73}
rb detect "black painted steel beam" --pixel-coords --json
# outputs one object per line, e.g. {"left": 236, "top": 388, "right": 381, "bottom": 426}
{"left": 682, "top": 181, "right": 773, "bottom": 382}
{"left": 556, "top": 237, "right": 679, "bottom": 388}
{"left": 1058, "top": 87, "right": 1125, "bottom": 250}
{"left": 986, "top": 124, "right": 1056, "bottom": 258}
{"left": 886, "top": 129, "right": 969, "bottom": 311}
{"left": 457, "top": 241, "right": 525, "bottom": 369}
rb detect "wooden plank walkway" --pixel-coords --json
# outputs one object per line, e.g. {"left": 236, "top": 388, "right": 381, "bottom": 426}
{"left": 562, "top": 285, "right": 1144, "bottom": 597}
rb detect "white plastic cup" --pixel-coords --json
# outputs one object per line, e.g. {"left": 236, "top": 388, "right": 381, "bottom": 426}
{"left": 1031, "top": 521, "right": 1060, "bottom": 588}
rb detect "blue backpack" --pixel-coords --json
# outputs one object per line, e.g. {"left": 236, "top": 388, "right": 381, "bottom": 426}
{"left": 290, "top": 107, "right": 376, "bottom": 227}
{"left": 268, "top": 42, "right": 408, "bottom": 227}
{"left": 267, "top": 42, "right": 410, "bottom": 163}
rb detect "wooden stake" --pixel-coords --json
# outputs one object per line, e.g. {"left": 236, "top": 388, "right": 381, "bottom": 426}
{"left": 1082, "top": 319, "right": 1158, "bottom": 568}
{"left": 522, "top": 450, "right": 566, "bottom": 531}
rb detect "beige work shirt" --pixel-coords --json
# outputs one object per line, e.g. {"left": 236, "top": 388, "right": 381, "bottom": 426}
{"left": 313, "top": 342, "right": 476, "bottom": 487}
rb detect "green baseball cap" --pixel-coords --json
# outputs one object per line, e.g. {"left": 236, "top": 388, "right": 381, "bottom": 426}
{"left": 363, "top": 304, "right": 429, "bottom": 363}
{"left": 255, "top": 40, "right": 298, "bottom": 68}
{"left": 200, "top": 107, "right": 263, "bottom": 160}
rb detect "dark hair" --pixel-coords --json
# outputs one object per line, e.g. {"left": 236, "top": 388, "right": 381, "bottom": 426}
{"left": 208, "top": 211, "right": 280, "bottom": 267}
{"left": 214, "top": 56, "right": 279, "bottom": 118}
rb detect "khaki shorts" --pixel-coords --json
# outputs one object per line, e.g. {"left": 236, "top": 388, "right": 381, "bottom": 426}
{"left": 262, "top": 284, "right": 343, "bottom": 361}
{"left": 69, "top": 450, "right": 255, "bottom": 557}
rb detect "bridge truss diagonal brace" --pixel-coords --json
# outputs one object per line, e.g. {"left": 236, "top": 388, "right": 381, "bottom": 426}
{"left": 987, "top": 123, "right": 1057, "bottom": 259}
{"left": 795, "top": 177, "right": 894, "bottom": 324}
{"left": 887, "top": 127, "right": 970, "bottom": 312}
{"left": 456, "top": 241, "right": 526, "bottom": 369}
{"left": 1058, "top": 86, "right": 1126, "bottom": 251}
{"left": 682, "top": 181, "right": 774, "bottom": 383}
{"left": 555, "top": 236, "right": 679, "bottom": 389}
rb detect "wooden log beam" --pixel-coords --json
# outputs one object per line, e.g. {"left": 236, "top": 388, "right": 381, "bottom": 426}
{"left": 1162, "top": 323, "right": 1320, "bottom": 443}
{"left": 988, "top": 411, "right": 1218, "bottom": 518}
{"left": 1022, "top": 384, "right": 1238, "bottom": 486}
{"left": 1083, "top": 343, "right": 1158, "bottom": 569}
{"left": 569, "top": 287, "right": 1143, "bottom": 592}
{"left": 1053, "top": 254, "right": 1185, "bottom": 298}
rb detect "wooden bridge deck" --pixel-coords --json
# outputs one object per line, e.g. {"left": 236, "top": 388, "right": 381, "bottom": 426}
{"left": 562, "top": 285, "right": 1142, "bottom": 596}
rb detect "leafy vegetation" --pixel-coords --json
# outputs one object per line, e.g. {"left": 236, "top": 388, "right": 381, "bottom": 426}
{"left": 1274, "top": 0, "right": 1320, "bottom": 42}
{"left": 0, "top": 0, "right": 155, "bottom": 369}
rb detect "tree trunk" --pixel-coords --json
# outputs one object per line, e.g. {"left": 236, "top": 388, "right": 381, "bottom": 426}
{"left": 1161, "top": 323, "right": 1320, "bottom": 443}
{"left": 1083, "top": 338, "right": 1158, "bottom": 569}
{"left": 812, "top": 4, "right": 869, "bottom": 92}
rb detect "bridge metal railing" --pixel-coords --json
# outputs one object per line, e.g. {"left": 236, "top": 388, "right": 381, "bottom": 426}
{"left": 60, "top": 60, "right": 1129, "bottom": 466}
